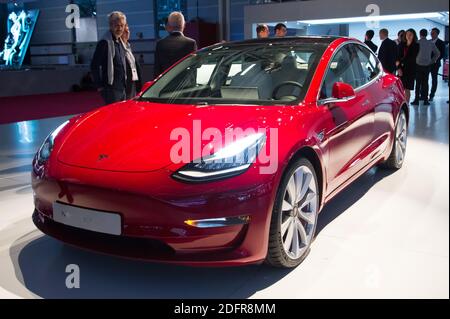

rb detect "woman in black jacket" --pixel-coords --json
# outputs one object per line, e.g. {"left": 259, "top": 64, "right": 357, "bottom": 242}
{"left": 397, "top": 28, "right": 419, "bottom": 103}
{"left": 121, "top": 24, "right": 143, "bottom": 99}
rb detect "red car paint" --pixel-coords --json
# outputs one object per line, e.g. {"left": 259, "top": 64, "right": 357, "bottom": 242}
{"left": 32, "top": 37, "right": 407, "bottom": 266}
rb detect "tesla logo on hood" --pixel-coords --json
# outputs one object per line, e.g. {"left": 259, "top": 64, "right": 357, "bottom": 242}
{"left": 98, "top": 154, "right": 109, "bottom": 161}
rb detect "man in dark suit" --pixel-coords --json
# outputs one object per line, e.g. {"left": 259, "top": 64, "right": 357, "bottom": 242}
{"left": 154, "top": 12, "right": 197, "bottom": 78}
{"left": 274, "top": 23, "right": 287, "bottom": 37}
{"left": 256, "top": 24, "right": 269, "bottom": 39}
{"left": 378, "top": 28, "right": 398, "bottom": 74}
{"left": 429, "top": 27, "right": 445, "bottom": 101}
{"left": 364, "top": 30, "right": 378, "bottom": 53}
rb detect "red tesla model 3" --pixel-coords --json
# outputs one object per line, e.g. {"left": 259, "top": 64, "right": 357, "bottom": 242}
{"left": 32, "top": 36, "right": 408, "bottom": 268}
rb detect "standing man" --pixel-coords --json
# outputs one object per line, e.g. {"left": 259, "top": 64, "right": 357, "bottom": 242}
{"left": 364, "top": 30, "right": 378, "bottom": 53}
{"left": 154, "top": 11, "right": 197, "bottom": 78}
{"left": 429, "top": 27, "right": 445, "bottom": 101}
{"left": 412, "top": 29, "right": 440, "bottom": 106}
{"left": 256, "top": 24, "right": 269, "bottom": 39}
{"left": 378, "top": 28, "right": 398, "bottom": 74}
{"left": 274, "top": 23, "right": 287, "bottom": 37}
{"left": 91, "top": 11, "right": 128, "bottom": 104}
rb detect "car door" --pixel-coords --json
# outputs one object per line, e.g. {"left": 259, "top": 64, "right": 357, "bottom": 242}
{"left": 353, "top": 44, "right": 394, "bottom": 159}
{"left": 318, "top": 44, "right": 375, "bottom": 194}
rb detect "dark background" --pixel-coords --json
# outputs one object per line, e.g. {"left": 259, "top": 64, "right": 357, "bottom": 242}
{"left": 0, "top": 3, "right": 7, "bottom": 50}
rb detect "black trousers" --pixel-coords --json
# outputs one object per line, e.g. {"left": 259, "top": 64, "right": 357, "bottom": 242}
{"left": 430, "top": 63, "right": 440, "bottom": 98}
{"left": 125, "top": 81, "right": 137, "bottom": 100}
{"left": 101, "top": 86, "right": 126, "bottom": 105}
{"left": 415, "top": 65, "right": 431, "bottom": 100}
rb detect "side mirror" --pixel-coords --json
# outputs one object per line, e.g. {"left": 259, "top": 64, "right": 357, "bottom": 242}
{"left": 138, "top": 80, "right": 154, "bottom": 96}
{"left": 318, "top": 82, "right": 356, "bottom": 106}
{"left": 332, "top": 82, "right": 355, "bottom": 100}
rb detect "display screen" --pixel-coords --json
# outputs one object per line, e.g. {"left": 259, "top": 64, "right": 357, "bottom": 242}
{"left": 156, "top": 0, "right": 187, "bottom": 38}
{"left": 0, "top": 9, "right": 39, "bottom": 67}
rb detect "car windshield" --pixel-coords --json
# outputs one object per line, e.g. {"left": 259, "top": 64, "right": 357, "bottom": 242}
{"left": 141, "top": 42, "right": 326, "bottom": 105}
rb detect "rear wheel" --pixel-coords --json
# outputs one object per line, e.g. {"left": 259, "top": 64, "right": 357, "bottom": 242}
{"left": 266, "top": 158, "right": 319, "bottom": 268}
{"left": 382, "top": 110, "right": 408, "bottom": 169}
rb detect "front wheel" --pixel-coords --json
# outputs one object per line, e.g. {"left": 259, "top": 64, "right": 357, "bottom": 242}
{"left": 266, "top": 158, "right": 319, "bottom": 268}
{"left": 382, "top": 110, "right": 408, "bottom": 169}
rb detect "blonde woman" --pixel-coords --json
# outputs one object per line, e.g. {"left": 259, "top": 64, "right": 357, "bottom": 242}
{"left": 121, "top": 24, "right": 142, "bottom": 99}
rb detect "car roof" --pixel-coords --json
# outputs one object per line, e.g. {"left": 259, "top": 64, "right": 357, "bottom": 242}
{"left": 201, "top": 36, "right": 346, "bottom": 53}
{"left": 211, "top": 36, "right": 342, "bottom": 48}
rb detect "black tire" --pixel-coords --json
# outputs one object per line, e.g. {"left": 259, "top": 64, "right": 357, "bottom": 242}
{"left": 381, "top": 110, "right": 408, "bottom": 169}
{"left": 266, "top": 157, "right": 319, "bottom": 268}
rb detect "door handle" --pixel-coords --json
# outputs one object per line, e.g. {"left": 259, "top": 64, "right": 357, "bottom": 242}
{"left": 361, "top": 99, "right": 370, "bottom": 107}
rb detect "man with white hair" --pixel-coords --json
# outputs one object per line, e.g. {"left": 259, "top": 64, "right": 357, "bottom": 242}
{"left": 91, "top": 11, "right": 128, "bottom": 104}
{"left": 154, "top": 11, "right": 197, "bottom": 77}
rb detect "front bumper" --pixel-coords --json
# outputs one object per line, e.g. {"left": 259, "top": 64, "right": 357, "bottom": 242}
{"left": 32, "top": 169, "right": 277, "bottom": 266}
{"left": 33, "top": 209, "right": 261, "bottom": 266}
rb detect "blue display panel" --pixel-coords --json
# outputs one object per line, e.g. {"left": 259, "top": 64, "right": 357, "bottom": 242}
{"left": 0, "top": 9, "right": 39, "bottom": 67}
{"left": 156, "top": 0, "right": 187, "bottom": 38}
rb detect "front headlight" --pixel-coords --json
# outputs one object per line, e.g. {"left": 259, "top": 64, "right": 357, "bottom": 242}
{"left": 36, "top": 120, "right": 69, "bottom": 164}
{"left": 172, "top": 133, "right": 266, "bottom": 182}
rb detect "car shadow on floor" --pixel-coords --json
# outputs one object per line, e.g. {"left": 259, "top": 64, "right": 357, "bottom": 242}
{"left": 9, "top": 167, "right": 395, "bottom": 299}
{"left": 10, "top": 232, "right": 294, "bottom": 299}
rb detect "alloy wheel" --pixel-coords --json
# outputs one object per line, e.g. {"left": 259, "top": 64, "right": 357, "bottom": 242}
{"left": 279, "top": 165, "right": 318, "bottom": 259}
{"left": 395, "top": 112, "right": 407, "bottom": 166}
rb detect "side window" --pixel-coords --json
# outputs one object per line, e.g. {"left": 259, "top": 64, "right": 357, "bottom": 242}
{"left": 196, "top": 64, "right": 216, "bottom": 85}
{"left": 319, "top": 45, "right": 361, "bottom": 99}
{"left": 355, "top": 45, "right": 381, "bottom": 84}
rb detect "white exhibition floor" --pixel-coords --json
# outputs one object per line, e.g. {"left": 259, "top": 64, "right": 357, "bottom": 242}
{"left": 0, "top": 85, "right": 448, "bottom": 299}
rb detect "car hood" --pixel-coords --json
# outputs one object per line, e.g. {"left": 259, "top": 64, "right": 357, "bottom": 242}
{"left": 57, "top": 100, "right": 291, "bottom": 172}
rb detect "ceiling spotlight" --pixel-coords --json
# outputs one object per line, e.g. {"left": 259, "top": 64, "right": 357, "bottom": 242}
{"left": 300, "top": 12, "right": 443, "bottom": 25}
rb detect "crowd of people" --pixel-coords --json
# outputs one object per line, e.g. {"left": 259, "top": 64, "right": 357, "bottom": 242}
{"left": 364, "top": 27, "right": 446, "bottom": 105}
{"left": 256, "top": 23, "right": 447, "bottom": 106}
{"left": 256, "top": 23, "right": 287, "bottom": 38}
{"left": 89, "top": 9, "right": 448, "bottom": 106}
